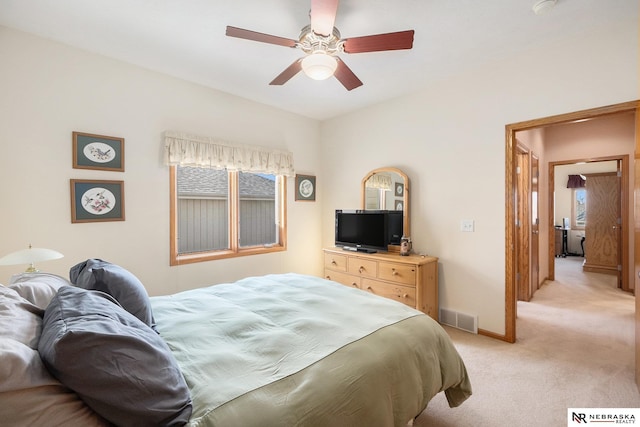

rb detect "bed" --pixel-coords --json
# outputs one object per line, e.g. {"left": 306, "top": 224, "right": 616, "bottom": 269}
{"left": 0, "top": 260, "right": 471, "bottom": 427}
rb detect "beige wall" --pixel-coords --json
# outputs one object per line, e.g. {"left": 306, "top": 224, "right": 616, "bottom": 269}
{"left": 319, "top": 19, "right": 638, "bottom": 335}
{"left": 0, "top": 11, "right": 637, "bottom": 338}
{"left": 0, "top": 27, "right": 324, "bottom": 296}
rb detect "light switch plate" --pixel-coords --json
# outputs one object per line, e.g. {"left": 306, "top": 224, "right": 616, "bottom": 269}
{"left": 461, "top": 220, "right": 475, "bottom": 232}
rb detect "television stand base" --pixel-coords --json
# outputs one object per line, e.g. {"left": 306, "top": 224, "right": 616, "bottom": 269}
{"left": 358, "top": 248, "right": 377, "bottom": 253}
{"left": 342, "top": 246, "right": 377, "bottom": 254}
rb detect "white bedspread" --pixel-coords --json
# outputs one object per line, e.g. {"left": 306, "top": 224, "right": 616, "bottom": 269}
{"left": 151, "top": 273, "right": 421, "bottom": 412}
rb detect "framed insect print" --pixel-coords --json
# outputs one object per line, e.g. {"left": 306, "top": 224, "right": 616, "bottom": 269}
{"left": 73, "top": 132, "right": 124, "bottom": 172}
{"left": 70, "top": 179, "right": 125, "bottom": 223}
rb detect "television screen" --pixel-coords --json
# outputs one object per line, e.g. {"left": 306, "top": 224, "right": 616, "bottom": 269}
{"left": 335, "top": 210, "right": 402, "bottom": 252}
{"left": 387, "top": 210, "right": 403, "bottom": 245}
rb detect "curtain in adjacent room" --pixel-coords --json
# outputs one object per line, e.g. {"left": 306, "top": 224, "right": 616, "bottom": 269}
{"left": 566, "top": 174, "right": 586, "bottom": 188}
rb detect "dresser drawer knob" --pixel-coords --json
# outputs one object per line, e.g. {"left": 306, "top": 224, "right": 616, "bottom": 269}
{"left": 351, "top": 283, "right": 358, "bottom": 288}
{"left": 331, "top": 260, "right": 337, "bottom": 265}
{"left": 366, "top": 286, "right": 373, "bottom": 291}
{"left": 392, "top": 269, "right": 398, "bottom": 276}
{"left": 359, "top": 266, "right": 364, "bottom": 273}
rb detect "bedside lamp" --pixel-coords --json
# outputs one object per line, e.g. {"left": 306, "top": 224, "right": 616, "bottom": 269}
{"left": 0, "top": 244, "right": 64, "bottom": 272}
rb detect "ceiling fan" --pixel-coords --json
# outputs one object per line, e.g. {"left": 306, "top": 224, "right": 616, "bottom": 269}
{"left": 225, "top": 0, "right": 415, "bottom": 91}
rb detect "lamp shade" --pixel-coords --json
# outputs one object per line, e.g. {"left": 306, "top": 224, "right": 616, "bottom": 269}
{"left": 301, "top": 52, "right": 338, "bottom": 80}
{"left": 0, "top": 245, "right": 64, "bottom": 272}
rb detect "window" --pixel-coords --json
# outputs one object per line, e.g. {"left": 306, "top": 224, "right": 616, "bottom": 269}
{"left": 572, "top": 188, "right": 586, "bottom": 229}
{"left": 164, "top": 130, "right": 293, "bottom": 265}
{"left": 170, "top": 165, "right": 287, "bottom": 265}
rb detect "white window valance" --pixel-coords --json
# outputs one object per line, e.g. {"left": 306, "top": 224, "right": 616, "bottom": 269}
{"left": 365, "top": 173, "right": 392, "bottom": 190}
{"left": 163, "top": 131, "right": 295, "bottom": 177}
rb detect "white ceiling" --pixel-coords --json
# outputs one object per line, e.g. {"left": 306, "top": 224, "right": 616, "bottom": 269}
{"left": 0, "top": 0, "right": 635, "bottom": 120}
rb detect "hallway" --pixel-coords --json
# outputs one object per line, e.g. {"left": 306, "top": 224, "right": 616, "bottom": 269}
{"left": 418, "top": 255, "right": 638, "bottom": 427}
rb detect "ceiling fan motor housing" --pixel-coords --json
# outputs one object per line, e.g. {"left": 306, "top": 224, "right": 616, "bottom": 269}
{"left": 225, "top": 0, "right": 414, "bottom": 90}
{"left": 298, "top": 25, "right": 343, "bottom": 55}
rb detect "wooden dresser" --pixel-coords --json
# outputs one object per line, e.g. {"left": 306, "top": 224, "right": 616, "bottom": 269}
{"left": 323, "top": 247, "right": 439, "bottom": 321}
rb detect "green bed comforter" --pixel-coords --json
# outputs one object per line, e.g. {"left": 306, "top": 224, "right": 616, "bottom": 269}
{"left": 151, "top": 273, "right": 471, "bottom": 427}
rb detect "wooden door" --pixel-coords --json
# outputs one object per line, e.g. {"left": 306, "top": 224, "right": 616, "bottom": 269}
{"left": 516, "top": 149, "right": 530, "bottom": 301}
{"left": 531, "top": 155, "right": 540, "bottom": 291}
{"left": 583, "top": 172, "right": 620, "bottom": 282}
{"left": 633, "top": 106, "right": 640, "bottom": 391}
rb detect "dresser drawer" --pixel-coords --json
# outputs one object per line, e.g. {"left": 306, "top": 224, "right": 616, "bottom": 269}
{"left": 324, "top": 270, "right": 360, "bottom": 289}
{"left": 322, "top": 248, "right": 439, "bottom": 320}
{"left": 347, "top": 257, "right": 378, "bottom": 278}
{"left": 362, "top": 279, "right": 416, "bottom": 308}
{"left": 378, "top": 262, "right": 416, "bottom": 286}
{"left": 324, "top": 253, "right": 348, "bottom": 272}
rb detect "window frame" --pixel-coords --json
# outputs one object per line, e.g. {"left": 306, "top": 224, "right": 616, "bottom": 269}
{"left": 169, "top": 166, "right": 287, "bottom": 265}
{"left": 571, "top": 187, "right": 586, "bottom": 230}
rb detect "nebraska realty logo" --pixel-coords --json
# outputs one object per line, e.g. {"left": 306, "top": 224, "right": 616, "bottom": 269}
{"left": 568, "top": 408, "right": 638, "bottom": 425}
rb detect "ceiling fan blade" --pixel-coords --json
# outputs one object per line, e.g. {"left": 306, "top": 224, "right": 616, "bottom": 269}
{"left": 269, "top": 59, "right": 303, "bottom": 86}
{"left": 310, "top": 0, "right": 339, "bottom": 37}
{"left": 334, "top": 58, "right": 363, "bottom": 91}
{"left": 342, "top": 30, "right": 415, "bottom": 54}
{"left": 226, "top": 26, "right": 297, "bottom": 48}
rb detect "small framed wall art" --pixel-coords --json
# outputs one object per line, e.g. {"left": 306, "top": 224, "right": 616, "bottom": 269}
{"left": 395, "top": 182, "right": 404, "bottom": 197}
{"left": 73, "top": 131, "right": 124, "bottom": 172}
{"left": 70, "top": 179, "right": 125, "bottom": 223}
{"left": 295, "top": 174, "right": 316, "bottom": 201}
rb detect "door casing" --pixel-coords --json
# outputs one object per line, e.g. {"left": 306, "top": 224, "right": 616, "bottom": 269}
{"left": 504, "top": 100, "right": 638, "bottom": 344}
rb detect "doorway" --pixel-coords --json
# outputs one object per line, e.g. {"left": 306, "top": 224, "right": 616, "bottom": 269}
{"left": 504, "top": 100, "right": 638, "bottom": 344}
{"left": 548, "top": 157, "right": 628, "bottom": 290}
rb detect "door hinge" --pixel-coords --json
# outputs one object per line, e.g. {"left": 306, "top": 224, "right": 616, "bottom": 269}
{"left": 618, "top": 265, "right": 622, "bottom": 271}
{"left": 516, "top": 166, "right": 521, "bottom": 174}
{"left": 617, "top": 169, "right": 622, "bottom": 177}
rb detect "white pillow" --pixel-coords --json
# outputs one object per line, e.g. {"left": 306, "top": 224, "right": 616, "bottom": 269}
{"left": 9, "top": 272, "right": 70, "bottom": 309}
{"left": 0, "top": 286, "right": 108, "bottom": 426}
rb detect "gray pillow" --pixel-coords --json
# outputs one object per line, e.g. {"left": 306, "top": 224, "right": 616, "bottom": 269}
{"left": 70, "top": 259, "right": 157, "bottom": 331}
{"left": 38, "top": 286, "right": 192, "bottom": 427}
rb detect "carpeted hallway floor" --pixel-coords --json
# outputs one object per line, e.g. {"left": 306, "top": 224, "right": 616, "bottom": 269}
{"left": 415, "top": 256, "right": 639, "bottom": 427}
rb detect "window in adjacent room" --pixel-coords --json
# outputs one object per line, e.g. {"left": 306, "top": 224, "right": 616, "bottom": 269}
{"left": 572, "top": 188, "right": 586, "bottom": 230}
{"left": 170, "top": 165, "right": 286, "bottom": 264}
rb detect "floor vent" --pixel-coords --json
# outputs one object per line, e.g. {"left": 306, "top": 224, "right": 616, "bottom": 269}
{"left": 439, "top": 308, "right": 478, "bottom": 334}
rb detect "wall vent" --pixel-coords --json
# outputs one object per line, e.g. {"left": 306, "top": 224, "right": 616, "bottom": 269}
{"left": 439, "top": 308, "right": 478, "bottom": 334}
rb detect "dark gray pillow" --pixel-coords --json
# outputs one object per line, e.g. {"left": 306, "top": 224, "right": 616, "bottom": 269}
{"left": 70, "top": 259, "right": 157, "bottom": 331}
{"left": 38, "top": 286, "right": 192, "bottom": 427}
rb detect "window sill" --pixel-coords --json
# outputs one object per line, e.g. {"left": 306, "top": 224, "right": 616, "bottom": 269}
{"left": 170, "top": 245, "right": 286, "bottom": 266}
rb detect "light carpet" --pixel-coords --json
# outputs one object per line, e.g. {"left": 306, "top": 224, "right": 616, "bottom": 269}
{"left": 415, "top": 256, "right": 639, "bottom": 427}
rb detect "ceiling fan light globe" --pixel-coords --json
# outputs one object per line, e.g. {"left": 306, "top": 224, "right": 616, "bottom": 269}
{"left": 532, "top": 0, "right": 557, "bottom": 15}
{"left": 301, "top": 53, "right": 337, "bottom": 80}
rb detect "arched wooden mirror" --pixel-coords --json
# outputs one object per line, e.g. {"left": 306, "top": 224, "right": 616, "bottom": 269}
{"left": 361, "top": 167, "right": 409, "bottom": 250}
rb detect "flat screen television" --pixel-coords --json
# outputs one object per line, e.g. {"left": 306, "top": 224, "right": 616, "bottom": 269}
{"left": 335, "top": 209, "right": 403, "bottom": 253}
